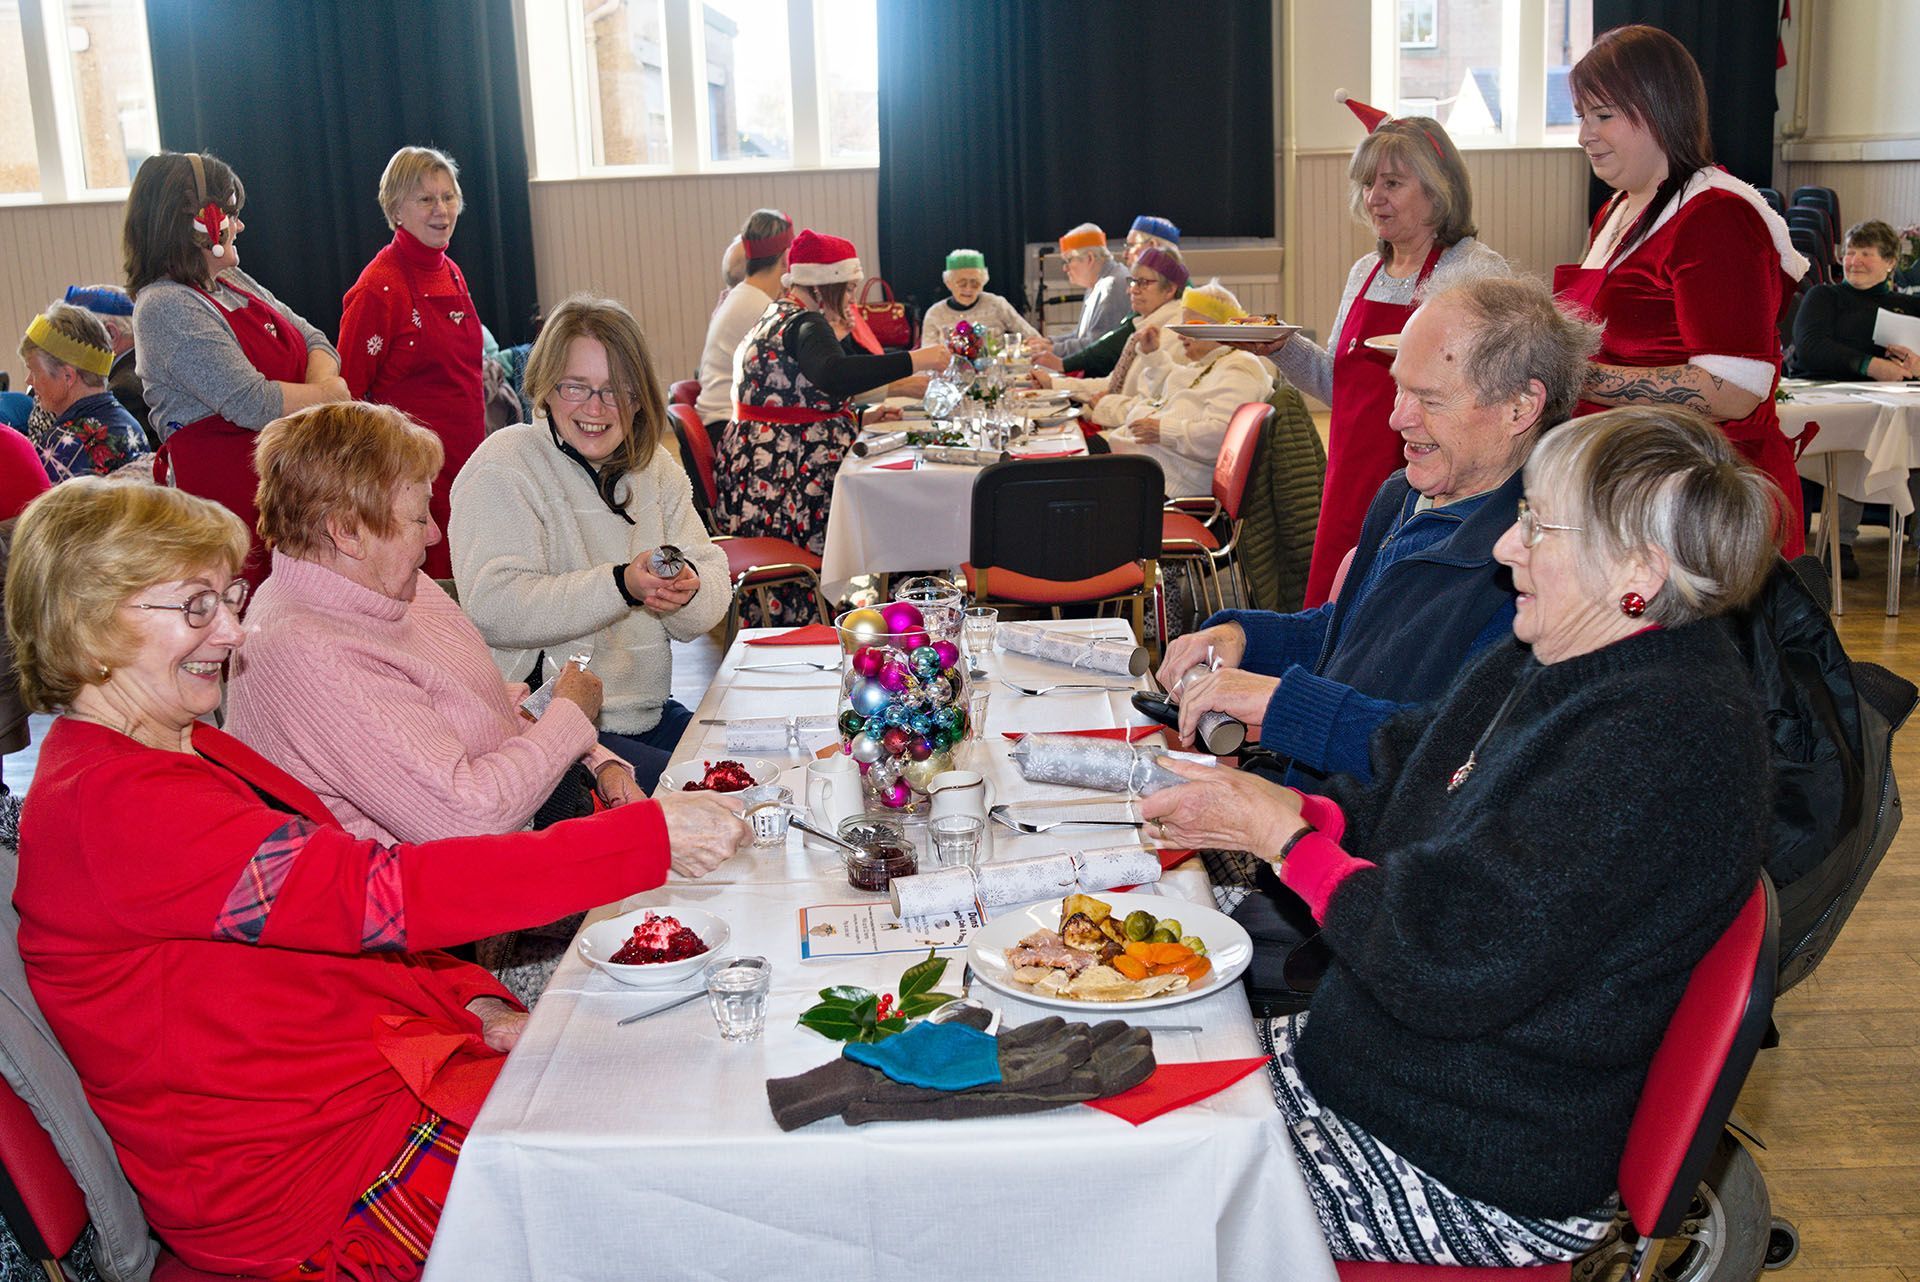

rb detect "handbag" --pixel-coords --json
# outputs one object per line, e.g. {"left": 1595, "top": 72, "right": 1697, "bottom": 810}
{"left": 530, "top": 761, "right": 606, "bottom": 829}
{"left": 855, "top": 277, "right": 914, "bottom": 350}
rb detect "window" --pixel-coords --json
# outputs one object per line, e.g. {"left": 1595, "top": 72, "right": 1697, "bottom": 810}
{"left": 3, "top": 0, "right": 159, "bottom": 201}
{"left": 1399, "top": 0, "right": 1436, "bottom": 49}
{"left": 1383, "top": 0, "right": 1592, "bottom": 147}
{"left": 700, "top": 0, "right": 792, "bottom": 164}
{"left": 534, "top": 0, "right": 876, "bottom": 177}
{"left": 580, "top": 0, "right": 671, "bottom": 167}
{"left": 815, "top": 0, "right": 877, "bottom": 163}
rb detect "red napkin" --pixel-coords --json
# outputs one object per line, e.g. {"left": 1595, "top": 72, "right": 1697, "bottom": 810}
{"left": 745, "top": 623, "right": 841, "bottom": 646}
{"left": 1112, "top": 847, "right": 1195, "bottom": 892}
{"left": 872, "top": 458, "right": 916, "bottom": 470}
{"left": 1001, "top": 726, "right": 1162, "bottom": 743}
{"left": 1084, "top": 1056, "right": 1271, "bottom": 1126}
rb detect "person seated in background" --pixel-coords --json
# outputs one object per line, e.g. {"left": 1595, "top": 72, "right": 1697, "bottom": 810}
{"left": 917, "top": 249, "right": 1039, "bottom": 348}
{"left": 1787, "top": 218, "right": 1920, "bottom": 576}
{"left": 720, "top": 234, "right": 747, "bottom": 297}
{"left": 1124, "top": 213, "right": 1180, "bottom": 265}
{"left": 17, "top": 301, "right": 151, "bottom": 481}
{"left": 1142, "top": 407, "right": 1776, "bottom": 1269}
{"left": 1027, "top": 223, "right": 1129, "bottom": 372}
{"left": 228, "top": 401, "right": 646, "bottom": 1000}
{"left": 1090, "top": 279, "right": 1274, "bottom": 499}
{"left": 9, "top": 478, "right": 745, "bottom": 1277}
{"left": 1034, "top": 245, "right": 1190, "bottom": 431}
{"left": 696, "top": 208, "right": 791, "bottom": 429}
{"left": 65, "top": 283, "right": 153, "bottom": 442}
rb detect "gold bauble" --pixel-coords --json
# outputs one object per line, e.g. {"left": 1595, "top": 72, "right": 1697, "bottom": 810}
{"left": 901, "top": 750, "right": 954, "bottom": 793}
{"left": 839, "top": 607, "right": 888, "bottom": 651}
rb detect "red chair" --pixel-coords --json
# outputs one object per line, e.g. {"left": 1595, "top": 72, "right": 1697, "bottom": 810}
{"left": 1161, "top": 402, "right": 1272, "bottom": 617}
{"left": 669, "top": 378, "right": 700, "bottom": 406}
{"left": 667, "top": 404, "right": 828, "bottom": 638}
{"left": 1337, "top": 876, "right": 1778, "bottom": 1282}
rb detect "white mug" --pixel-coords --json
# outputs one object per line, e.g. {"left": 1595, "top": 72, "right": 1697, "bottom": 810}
{"left": 927, "top": 770, "right": 995, "bottom": 824}
{"left": 806, "top": 753, "right": 865, "bottom": 833}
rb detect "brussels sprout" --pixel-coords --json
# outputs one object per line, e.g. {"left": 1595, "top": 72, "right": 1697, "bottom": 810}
{"left": 1157, "top": 918, "right": 1182, "bottom": 939}
{"left": 1148, "top": 927, "right": 1178, "bottom": 945}
{"left": 1124, "top": 910, "right": 1156, "bottom": 941}
{"left": 1180, "top": 935, "right": 1208, "bottom": 957}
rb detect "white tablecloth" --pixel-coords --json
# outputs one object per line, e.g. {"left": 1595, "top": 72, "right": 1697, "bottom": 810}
{"left": 1782, "top": 385, "right": 1920, "bottom": 516}
{"left": 424, "top": 620, "right": 1337, "bottom": 1282}
{"left": 818, "top": 419, "right": 1089, "bottom": 590}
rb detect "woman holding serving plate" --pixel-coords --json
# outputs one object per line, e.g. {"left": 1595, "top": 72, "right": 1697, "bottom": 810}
{"left": 1140, "top": 407, "right": 1776, "bottom": 1268}
{"left": 1235, "top": 101, "right": 1507, "bottom": 607}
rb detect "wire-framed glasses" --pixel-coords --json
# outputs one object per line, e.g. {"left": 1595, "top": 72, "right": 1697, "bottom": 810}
{"left": 134, "top": 579, "right": 249, "bottom": 628}
{"left": 1516, "top": 498, "right": 1583, "bottom": 549}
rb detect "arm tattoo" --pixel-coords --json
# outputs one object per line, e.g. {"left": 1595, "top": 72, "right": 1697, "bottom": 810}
{"left": 1584, "top": 362, "right": 1723, "bottom": 414}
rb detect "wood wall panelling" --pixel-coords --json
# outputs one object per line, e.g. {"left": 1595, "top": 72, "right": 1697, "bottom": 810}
{"left": 0, "top": 200, "right": 125, "bottom": 391}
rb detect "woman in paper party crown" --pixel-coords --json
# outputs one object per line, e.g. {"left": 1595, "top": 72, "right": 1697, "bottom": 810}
{"left": 918, "top": 249, "right": 1039, "bottom": 348}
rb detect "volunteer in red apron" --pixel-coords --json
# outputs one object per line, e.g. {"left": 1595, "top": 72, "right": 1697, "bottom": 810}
{"left": 712, "top": 230, "right": 946, "bottom": 625}
{"left": 127, "top": 152, "right": 349, "bottom": 589}
{"left": 340, "top": 145, "right": 485, "bottom": 579}
{"left": 1246, "top": 100, "right": 1509, "bottom": 608}
{"left": 1556, "top": 24, "right": 1808, "bottom": 557}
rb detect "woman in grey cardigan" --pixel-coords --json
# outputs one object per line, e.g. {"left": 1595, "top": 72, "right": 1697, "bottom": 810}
{"left": 126, "top": 152, "right": 348, "bottom": 586}
{"left": 450, "top": 295, "right": 729, "bottom": 791}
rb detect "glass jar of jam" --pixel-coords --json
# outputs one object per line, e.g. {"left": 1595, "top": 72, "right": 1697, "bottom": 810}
{"left": 839, "top": 815, "right": 917, "bottom": 892}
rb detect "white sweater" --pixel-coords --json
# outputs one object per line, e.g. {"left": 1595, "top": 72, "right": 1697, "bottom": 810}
{"left": 919, "top": 292, "right": 1039, "bottom": 347}
{"left": 696, "top": 281, "right": 778, "bottom": 424}
{"left": 448, "top": 422, "right": 732, "bottom": 735}
{"left": 1055, "top": 296, "right": 1188, "bottom": 426}
{"left": 1107, "top": 348, "right": 1275, "bottom": 499}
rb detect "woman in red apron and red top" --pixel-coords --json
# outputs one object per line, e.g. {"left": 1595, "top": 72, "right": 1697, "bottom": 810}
{"left": 127, "top": 152, "right": 349, "bottom": 589}
{"left": 339, "top": 146, "right": 485, "bottom": 580}
{"left": 1557, "top": 24, "right": 1808, "bottom": 558}
{"left": 1252, "top": 102, "right": 1509, "bottom": 608}
{"left": 713, "top": 230, "right": 946, "bottom": 625}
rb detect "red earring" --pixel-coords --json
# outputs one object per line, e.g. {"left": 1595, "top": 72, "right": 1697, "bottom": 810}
{"left": 1620, "top": 592, "right": 1647, "bottom": 618}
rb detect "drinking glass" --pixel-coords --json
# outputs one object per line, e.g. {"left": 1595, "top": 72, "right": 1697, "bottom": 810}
{"left": 705, "top": 956, "right": 773, "bottom": 1042}
{"left": 965, "top": 686, "right": 991, "bottom": 742}
{"left": 741, "top": 784, "right": 794, "bottom": 847}
{"left": 962, "top": 606, "right": 998, "bottom": 670}
{"left": 929, "top": 814, "right": 985, "bottom": 868}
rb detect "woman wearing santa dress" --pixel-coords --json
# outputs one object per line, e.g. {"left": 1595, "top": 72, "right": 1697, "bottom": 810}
{"left": 1556, "top": 23, "right": 1809, "bottom": 556}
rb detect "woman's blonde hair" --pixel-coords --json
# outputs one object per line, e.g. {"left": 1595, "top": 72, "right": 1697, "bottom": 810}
{"left": 254, "top": 402, "right": 445, "bottom": 558}
{"left": 378, "top": 146, "right": 463, "bottom": 230}
{"left": 6, "top": 479, "right": 247, "bottom": 712}
{"left": 522, "top": 294, "right": 667, "bottom": 514}
{"left": 1348, "top": 116, "right": 1476, "bottom": 259}
{"left": 1524, "top": 406, "right": 1778, "bottom": 626}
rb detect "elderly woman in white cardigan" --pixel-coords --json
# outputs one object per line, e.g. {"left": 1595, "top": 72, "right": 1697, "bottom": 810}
{"left": 1095, "top": 280, "right": 1274, "bottom": 498}
{"left": 450, "top": 294, "right": 729, "bottom": 792}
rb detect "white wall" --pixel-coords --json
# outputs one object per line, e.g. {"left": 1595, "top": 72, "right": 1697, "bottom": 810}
{"left": 0, "top": 200, "right": 124, "bottom": 392}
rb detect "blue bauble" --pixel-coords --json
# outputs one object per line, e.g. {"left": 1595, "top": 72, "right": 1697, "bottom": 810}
{"left": 909, "top": 712, "right": 934, "bottom": 736}
{"left": 911, "top": 646, "right": 942, "bottom": 679}
{"left": 848, "top": 679, "right": 891, "bottom": 718}
{"left": 936, "top": 706, "right": 964, "bottom": 733}
{"left": 885, "top": 703, "right": 913, "bottom": 727}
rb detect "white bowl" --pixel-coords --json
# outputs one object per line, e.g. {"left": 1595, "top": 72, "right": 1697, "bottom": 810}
{"left": 577, "top": 906, "right": 730, "bottom": 988}
{"left": 657, "top": 756, "right": 782, "bottom": 795}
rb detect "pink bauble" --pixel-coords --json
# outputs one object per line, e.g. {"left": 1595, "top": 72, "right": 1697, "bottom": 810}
{"left": 908, "top": 735, "right": 934, "bottom": 761}
{"left": 932, "top": 640, "right": 961, "bottom": 670}
{"left": 878, "top": 661, "right": 910, "bottom": 693}
{"left": 881, "top": 726, "right": 912, "bottom": 755}
{"left": 856, "top": 759, "right": 871, "bottom": 775}
{"left": 852, "top": 645, "right": 885, "bottom": 677}
{"left": 897, "top": 628, "right": 929, "bottom": 651}
{"left": 880, "top": 601, "right": 923, "bottom": 633}
{"left": 880, "top": 779, "right": 911, "bottom": 808}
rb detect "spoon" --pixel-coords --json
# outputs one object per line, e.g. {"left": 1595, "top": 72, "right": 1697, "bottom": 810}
{"left": 786, "top": 812, "right": 865, "bottom": 855}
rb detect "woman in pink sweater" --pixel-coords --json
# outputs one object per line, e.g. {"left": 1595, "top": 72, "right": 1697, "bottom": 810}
{"left": 227, "top": 402, "right": 642, "bottom": 998}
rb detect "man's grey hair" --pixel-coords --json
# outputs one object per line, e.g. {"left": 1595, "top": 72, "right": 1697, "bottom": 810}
{"left": 1448, "top": 275, "right": 1603, "bottom": 427}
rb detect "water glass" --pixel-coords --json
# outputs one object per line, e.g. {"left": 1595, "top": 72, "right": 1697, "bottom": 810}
{"left": 741, "top": 784, "right": 794, "bottom": 847}
{"left": 965, "top": 685, "right": 991, "bottom": 741}
{"left": 705, "top": 956, "right": 773, "bottom": 1042}
{"left": 929, "top": 814, "right": 985, "bottom": 868}
{"left": 963, "top": 606, "right": 998, "bottom": 669}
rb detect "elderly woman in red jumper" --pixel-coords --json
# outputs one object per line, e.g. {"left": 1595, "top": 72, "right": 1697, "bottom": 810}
{"left": 712, "top": 229, "right": 946, "bottom": 624}
{"left": 8, "top": 479, "right": 744, "bottom": 1278}
{"left": 339, "top": 146, "right": 486, "bottom": 580}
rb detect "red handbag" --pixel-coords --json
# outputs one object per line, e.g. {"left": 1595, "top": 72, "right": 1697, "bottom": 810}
{"left": 854, "top": 277, "right": 915, "bottom": 349}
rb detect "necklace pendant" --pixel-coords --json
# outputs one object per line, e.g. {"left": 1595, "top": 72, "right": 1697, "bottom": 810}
{"left": 450, "top": 310, "right": 467, "bottom": 325}
{"left": 1446, "top": 755, "right": 1476, "bottom": 794}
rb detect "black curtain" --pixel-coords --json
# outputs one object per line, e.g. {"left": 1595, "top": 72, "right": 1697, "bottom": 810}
{"left": 147, "top": 0, "right": 538, "bottom": 345}
{"left": 877, "top": 0, "right": 1272, "bottom": 320}
{"left": 1588, "top": 3, "right": 1781, "bottom": 217}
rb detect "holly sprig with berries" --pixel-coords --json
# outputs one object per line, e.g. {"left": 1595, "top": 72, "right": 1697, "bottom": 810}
{"left": 796, "top": 949, "right": 958, "bottom": 1043}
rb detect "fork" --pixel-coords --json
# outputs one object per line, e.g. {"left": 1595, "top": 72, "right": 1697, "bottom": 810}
{"left": 734, "top": 660, "right": 839, "bottom": 673}
{"left": 998, "top": 678, "right": 1133, "bottom": 697}
{"left": 988, "top": 804, "right": 1143, "bottom": 834}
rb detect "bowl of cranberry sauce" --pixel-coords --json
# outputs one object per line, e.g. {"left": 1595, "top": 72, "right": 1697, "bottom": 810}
{"left": 577, "top": 907, "right": 730, "bottom": 988}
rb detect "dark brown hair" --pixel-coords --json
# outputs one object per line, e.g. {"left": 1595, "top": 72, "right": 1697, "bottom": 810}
{"left": 1844, "top": 219, "right": 1900, "bottom": 260}
{"left": 523, "top": 294, "right": 667, "bottom": 514}
{"left": 1570, "top": 25, "right": 1712, "bottom": 251}
{"left": 123, "top": 152, "right": 246, "bottom": 296}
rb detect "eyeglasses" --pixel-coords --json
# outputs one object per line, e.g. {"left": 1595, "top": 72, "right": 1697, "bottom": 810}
{"left": 134, "top": 579, "right": 250, "bottom": 628}
{"left": 552, "top": 381, "right": 633, "bottom": 408}
{"left": 1126, "top": 275, "right": 1164, "bottom": 289}
{"left": 1515, "top": 498, "right": 1583, "bottom": 549}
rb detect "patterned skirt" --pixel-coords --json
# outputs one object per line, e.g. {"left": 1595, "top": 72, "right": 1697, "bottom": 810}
{"left": 275, "top": 1105, "right": 466, "bottom": 1280}
{"left": 711, "top": 414, "right": 856, "bottom": 626}
{"left": 1263, "top": 1013, "right": 1618, "bottom": 1267}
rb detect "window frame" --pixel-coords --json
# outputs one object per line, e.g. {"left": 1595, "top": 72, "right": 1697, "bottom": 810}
{"left": 1397, "top": 0, "right": 1437, "bottom": 51}
{"left": 3, "top": 0, "right": 160, "bottom": 206}
{"left": 1374, "top": 0, "right": 1582, "bottom": 150}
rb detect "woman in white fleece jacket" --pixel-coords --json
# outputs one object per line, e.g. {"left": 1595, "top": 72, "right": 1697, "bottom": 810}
{"left": 450, "top": 295, "right": 730, "bottom": 791}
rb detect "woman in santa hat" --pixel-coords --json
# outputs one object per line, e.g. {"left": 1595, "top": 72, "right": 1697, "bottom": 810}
{"left": 714, "top": 229, "right": 946, "bottom": 625}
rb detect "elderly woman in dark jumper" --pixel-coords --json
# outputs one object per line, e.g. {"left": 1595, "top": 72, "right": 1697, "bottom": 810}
{"left": 1143, "top": 406, "right": 1777, "bottom": 1268}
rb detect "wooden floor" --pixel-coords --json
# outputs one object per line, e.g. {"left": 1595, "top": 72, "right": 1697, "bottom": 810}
{"left": 1740, "top": 531, "right": 1920, "bottom": 1278}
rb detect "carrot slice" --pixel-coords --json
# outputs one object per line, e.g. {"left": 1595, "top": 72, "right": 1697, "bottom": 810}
{"left": 1146, "top": 942, "right": 1194, "bottom": 966}
{"left": 1174, "top": 955, "right": 1212, "bottom": 982}
{"left": 1124, "top": 941, "right": 1155, "bottom": 962}
{"left": 1112, "top": 954, "right": 1149, "bottom": 980}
